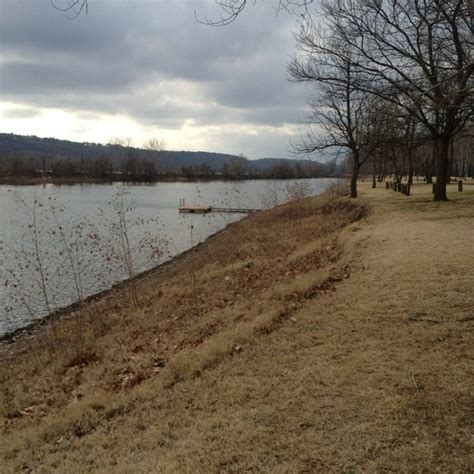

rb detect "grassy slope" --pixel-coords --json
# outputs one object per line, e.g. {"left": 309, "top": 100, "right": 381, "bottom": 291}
{"left": 1, "top": 181, "right": 473, "bottom": 472}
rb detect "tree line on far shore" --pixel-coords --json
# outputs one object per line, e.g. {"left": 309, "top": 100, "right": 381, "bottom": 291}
{"left": 0, "top": 149, "right": 339, "bottom": 182}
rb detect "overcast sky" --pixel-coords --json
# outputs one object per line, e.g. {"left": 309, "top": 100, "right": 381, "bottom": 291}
{"left": 0, "top": 0, "right": 313, "bottom": 159}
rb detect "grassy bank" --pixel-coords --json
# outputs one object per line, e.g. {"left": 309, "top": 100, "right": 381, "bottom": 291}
{"left": 1, "top": 182, "right": 473, "bottom": 472}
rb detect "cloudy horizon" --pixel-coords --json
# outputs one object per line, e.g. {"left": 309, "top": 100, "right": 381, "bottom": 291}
{"left": 0, "top": 0, "right": 315, "bottom": 159}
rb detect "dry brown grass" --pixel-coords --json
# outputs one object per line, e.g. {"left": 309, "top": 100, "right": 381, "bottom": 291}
{"left": 1, "top": 180, "right": 473, "bottom": 472}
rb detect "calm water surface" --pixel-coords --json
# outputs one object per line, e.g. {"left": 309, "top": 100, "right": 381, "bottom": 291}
{"left": 0, "top": 179, "right": 336, "bottom": 336}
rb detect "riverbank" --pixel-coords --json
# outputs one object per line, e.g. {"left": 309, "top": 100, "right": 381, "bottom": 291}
{"left": 1, "top": 181, "right": 473, "bottom": 472}
{"left": 0, "top": 176, "right": 124, "bottom": 186}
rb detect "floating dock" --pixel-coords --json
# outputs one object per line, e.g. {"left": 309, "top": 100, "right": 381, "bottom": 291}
{"left": 178, "top": 199, "right": 260, "bottom": 214}
{"left": 178, "top": 205, "right": 212, "bottom": 214}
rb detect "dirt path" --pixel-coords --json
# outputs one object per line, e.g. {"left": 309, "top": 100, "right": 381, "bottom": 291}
{"left": 1, "top": 182, "right": 473, "bottom": 472}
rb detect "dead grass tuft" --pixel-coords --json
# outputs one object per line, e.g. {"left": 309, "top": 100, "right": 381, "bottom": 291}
{"left": 64, "top": 350, "right": 99, "bottom": 370}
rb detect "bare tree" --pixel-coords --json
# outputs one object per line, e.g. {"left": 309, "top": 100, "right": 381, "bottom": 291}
{"left": 324, "top": 0, "right": 473, "bottom": 201}
{"left": 289, "top": 23, "right": 383, "bottom": 197}
{"left": 196, "top": 0, "right": 314, "bottom": 26}
{"left": 451, "top": 126, "right": 473, "bottom": 178}
{"left": 52, "top": 0, "right": 315, "bottom": 23}
{"left": 143, "top": 137, "right": 166, "bottom": 177}
{"left": 50, "top": 0, "right": 88, "bottom": 19}
{"left": 143, "top": 137, "right": 166, "bottom": 152}
{"left": 108, "top": 137, "right": 133, "bottom": 178}
{"left": 370, "top": 99, "right": 426, "bottom": 186}
{"left": 108, "top": 136, "right": 133, "bottom": 148}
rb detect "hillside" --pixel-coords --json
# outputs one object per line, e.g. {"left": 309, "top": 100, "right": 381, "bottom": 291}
{"left": 1, "top": 181, "right": 473, "bottom": 472}
{"left": 0, "top": 133, "right": 327, "bottom": 176}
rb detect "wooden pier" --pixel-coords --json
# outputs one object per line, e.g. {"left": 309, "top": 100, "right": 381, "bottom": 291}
{"left": 178, "top": 205, "right": 212, "bottom": 214}
{"left": 178, "top": 199, "right": 260, "bottom": 214}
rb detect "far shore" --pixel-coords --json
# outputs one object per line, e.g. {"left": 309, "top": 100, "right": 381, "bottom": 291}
{"left": 1, "top": 174, "right": 472, "bottom": 187}
{"left": 0, "top": 175, "right": 337, "bottom": 186}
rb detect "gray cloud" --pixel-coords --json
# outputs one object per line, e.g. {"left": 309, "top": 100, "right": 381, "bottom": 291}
{"left": 0, "top": 0, "right": 310, "bottom": 157}
{"left": 1, "top": 107, "right": 42, "bottom": 119}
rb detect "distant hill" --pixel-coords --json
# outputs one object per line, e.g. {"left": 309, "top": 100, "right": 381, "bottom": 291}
{"left": 0, "top": 132, "right": 341, "bottom": 183}
{"left": 0, "top": 133, "right": 325, "bottom": 175}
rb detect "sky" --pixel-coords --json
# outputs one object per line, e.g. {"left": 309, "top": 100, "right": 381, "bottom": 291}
{"left": 0, "top": 0, "right": 313, "bottom": 159}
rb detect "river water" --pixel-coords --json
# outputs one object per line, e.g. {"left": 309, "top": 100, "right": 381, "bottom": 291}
{"left": 0, "top": 178, "right": 336, "bottom": 336}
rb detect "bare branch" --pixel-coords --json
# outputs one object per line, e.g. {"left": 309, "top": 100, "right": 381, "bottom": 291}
{"left": 50, "top": 0, "right": 88, "bottom": 19}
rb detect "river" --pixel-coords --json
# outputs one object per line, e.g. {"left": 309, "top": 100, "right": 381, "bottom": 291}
{"left": 0, "top": 178, "right": 337, "bottom": 337}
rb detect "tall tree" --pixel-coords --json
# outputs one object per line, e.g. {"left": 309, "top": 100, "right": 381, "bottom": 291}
{"left": 325, "top": 0, "right": 473, "bottom": 201}
{"left": 143, "top": 137, "right": 166, "bottom": 176}
{"left": 290, "top": 24, "right": 381, "bottom": 197}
